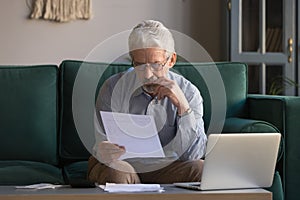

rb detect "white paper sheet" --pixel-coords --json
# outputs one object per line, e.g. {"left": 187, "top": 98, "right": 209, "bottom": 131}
{"left": 15, "top": 183, "right": 65, "bottom": 189}
{"left": 100, "top": 111, "right": 165, "bottom": 160}
{"left": 98, "top": 183, "right": 164, "bottom": 193}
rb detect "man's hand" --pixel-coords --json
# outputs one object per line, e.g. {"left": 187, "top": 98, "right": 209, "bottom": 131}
{"left": 146, "top": 77, "right": 190, "bottom": 115}
{"left": 97, "top": 141, "right": 125, "bottom": 164}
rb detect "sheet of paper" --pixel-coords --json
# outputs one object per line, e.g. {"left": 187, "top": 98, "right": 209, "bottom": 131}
{"left": 98, "top": 183, "right": 164, "bottom": 193}
{"left": 100, "top": 111, "right": 165, "bottom": 160}
{"left": 15, "top": 183, "right": 65, "bottom": 189}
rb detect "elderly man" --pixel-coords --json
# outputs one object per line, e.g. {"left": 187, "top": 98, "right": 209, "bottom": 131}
{"left": 88, "top": 20, "right": 207, "bottom": 184}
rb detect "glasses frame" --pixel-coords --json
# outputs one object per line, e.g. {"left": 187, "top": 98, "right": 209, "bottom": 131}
{"left": 132, "top": 56, "right": 170, "bottom": 71}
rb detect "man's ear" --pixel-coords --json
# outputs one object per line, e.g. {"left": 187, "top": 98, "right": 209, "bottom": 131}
{"left": 168, "top": 53, "right": 177, "bottom": 68}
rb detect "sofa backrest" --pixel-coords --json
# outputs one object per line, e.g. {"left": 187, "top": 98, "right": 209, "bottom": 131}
{"left": 59, "top": 60, "right": 131, "bottom": 163}
{"left": 172, "top": 62, "right": 248, "bottom": 127}
{"left": 58, "top": 60, "right": 248, "bottom": 163}
{"left": 0, "top": 65, "right": 59, "bottom": 165}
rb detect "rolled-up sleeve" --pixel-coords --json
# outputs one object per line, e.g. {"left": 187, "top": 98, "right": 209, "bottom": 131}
{"left": 172, "top": 87, "right": 207, "bottom": 160}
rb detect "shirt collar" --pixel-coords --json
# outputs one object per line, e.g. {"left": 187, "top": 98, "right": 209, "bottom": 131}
{"left": 132, "top": 86, "right": 144, "bottom": 97}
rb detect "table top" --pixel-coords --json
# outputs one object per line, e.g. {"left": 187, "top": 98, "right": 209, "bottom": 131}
{"left": 0, "top": 185, "right": 272, "bottom": 200}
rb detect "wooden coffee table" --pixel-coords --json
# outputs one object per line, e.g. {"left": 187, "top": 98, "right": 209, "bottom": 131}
{"left": 0, "top": 185, "right": 272, "bottom": 200}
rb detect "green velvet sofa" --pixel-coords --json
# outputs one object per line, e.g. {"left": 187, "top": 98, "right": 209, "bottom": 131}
{"left": 1, "top": 60, "right": 299, "bottom": 200}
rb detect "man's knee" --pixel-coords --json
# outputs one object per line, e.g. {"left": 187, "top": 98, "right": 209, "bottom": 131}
{"left": 177, "top": 159, "right": 204, "bottom": 182}
{"left": 189, "top": 159, "right": 204, "bottom": 171}
{"left": 188, "top": 159, "right": 204, "bottom": 180}
{"left": 109, "top": 160, "right": 137, "bottom": 173}
{"left": 88, "top": 159, "right": 140, "bottom": 184}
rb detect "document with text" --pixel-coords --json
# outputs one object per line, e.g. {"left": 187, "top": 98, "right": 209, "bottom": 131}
{"left": 100, "top": 111, "right": 165, "bottom": 160}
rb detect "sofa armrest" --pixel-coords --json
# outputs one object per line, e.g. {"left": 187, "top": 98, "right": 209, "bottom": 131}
{"left": 223, "top": 117, "right": 279, "bottom": 133}
{"left": 222, "top": 117, "right": 282, "bottom": 162}
{"left": 247, "top": 94, "right": 300, "bottom": 200}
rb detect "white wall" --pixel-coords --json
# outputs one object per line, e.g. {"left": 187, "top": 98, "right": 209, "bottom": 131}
{"left": 0, "top": 0, "right": 226, "bottom": 65}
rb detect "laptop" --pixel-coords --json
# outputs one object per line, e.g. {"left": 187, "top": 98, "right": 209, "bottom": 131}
{"left": 174, "top": 133, "right": 281, "bottom": 190}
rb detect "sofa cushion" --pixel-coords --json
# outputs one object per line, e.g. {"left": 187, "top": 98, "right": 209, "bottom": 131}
{"left": 59, "top": 60, "right": 131, "bottom": 163}
{"left": 0, "top": 161, "right": 63, "bottom": 185}
{"left": 0, "top": 65, "right": 58, "bottom": 165}
{"left": 63, "top": 161, "right": 88, "bottom": 184}
{"left": 59, "top": 61, "right": 90, "bottom": 163}
{"left": 171, "top": 62, "right": 247, "bottom": 131}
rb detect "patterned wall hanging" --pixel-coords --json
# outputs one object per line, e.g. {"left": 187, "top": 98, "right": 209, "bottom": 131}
{"left": 30, "top": 0, "right": 92, "bottom": 22}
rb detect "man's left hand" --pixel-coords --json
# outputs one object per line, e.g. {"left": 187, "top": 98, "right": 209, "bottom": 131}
{"left": 147, "top": 77, "right": 190, "bottom": 115}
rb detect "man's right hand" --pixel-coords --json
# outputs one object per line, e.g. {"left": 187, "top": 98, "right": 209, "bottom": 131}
{"left": 97, "top": 141, "right": 126, "bottom": 164}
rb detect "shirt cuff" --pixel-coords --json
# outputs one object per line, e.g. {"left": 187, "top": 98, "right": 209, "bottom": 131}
{"left": 178, "top": 107, "right": 192, "bottom": 117}
{"left": 177, "top": 110, "right": 197, "bottom": 134}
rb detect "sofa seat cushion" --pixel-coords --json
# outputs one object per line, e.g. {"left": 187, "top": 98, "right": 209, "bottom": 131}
{"left": 63, "top": 161, "right": 88, "bottom": 184}
{"left": 0, "top": 161, "right": 63, "bottom": 185}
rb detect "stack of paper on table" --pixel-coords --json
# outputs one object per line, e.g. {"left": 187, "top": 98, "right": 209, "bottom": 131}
{"left": 98, "top": 183, "right": 164, "bottom": 193}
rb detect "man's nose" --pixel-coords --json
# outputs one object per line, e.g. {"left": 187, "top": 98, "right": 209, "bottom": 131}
{"left": 143, "top": 64, "right": 154, "bottom": 79}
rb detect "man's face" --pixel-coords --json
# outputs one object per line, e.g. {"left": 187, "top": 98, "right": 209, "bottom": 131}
{"left": 131, "top": 48, "right": 174, "bottom": 94}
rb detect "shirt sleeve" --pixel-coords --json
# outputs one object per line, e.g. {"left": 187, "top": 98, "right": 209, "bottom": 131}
{"left": 171, "top": 87, "right": 207, "bottom": 160}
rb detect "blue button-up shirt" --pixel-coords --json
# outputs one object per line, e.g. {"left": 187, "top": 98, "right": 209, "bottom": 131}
{"left": 93, "top": 68, "right": 207, "bottom": 163}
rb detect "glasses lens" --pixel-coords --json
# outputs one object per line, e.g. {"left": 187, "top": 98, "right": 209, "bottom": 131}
{"left": 134, "top": 64, "right": 147, "bottom": 71}
{"left": 133, "top": 57, "right": 169, "bottom": 71}
{"left": 149, "top": 63, "right": 163, "bottom": 71}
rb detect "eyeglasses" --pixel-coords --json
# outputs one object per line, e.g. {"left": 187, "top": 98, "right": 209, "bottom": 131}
{"left": 132, "top": 57, "right": 170, "bottom": 71}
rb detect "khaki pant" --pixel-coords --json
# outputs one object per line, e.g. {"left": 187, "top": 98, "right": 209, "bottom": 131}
{"left": 87, "top": 156, "right": 203, "bottom": 184}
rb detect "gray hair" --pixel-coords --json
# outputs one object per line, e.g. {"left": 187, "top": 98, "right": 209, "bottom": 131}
{"left": 128, "top": 20, "right": 175, "bottom": 56}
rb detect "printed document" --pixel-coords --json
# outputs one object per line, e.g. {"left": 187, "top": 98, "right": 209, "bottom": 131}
{"left": 98, "top": 183, "right": 164, "bottom": 193}
{"left": 100, "top": 111, "right": 165, "bottom": 160}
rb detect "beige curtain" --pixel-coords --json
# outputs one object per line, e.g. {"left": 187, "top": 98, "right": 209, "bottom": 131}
{"left": 30, "top": 0, "right": 92, "bottom": 22}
